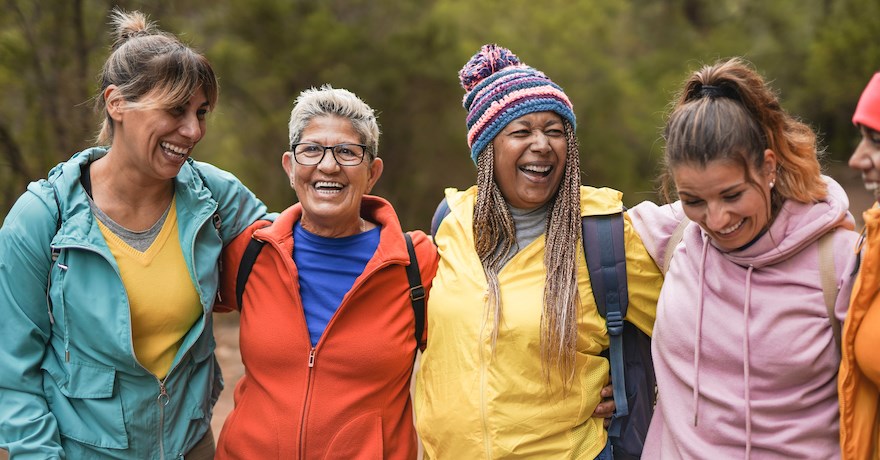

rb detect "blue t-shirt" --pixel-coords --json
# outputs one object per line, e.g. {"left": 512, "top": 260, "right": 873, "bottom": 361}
{"left": 293, "top": 222, "right": 380, "bottom": 346}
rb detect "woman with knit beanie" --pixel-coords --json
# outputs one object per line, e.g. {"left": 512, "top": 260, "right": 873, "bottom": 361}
{"left": 413, "top": 44, "right": 663, "bottom": 459}
{"left": 841, "top": 72, "right": 880, "bottom": 460}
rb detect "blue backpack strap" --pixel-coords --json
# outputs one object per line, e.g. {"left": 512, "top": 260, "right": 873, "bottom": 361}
{"left": 430, "top": 197, "right": 450, "bottom": 239}
{"left": 582, "top": 212, "right": 630, "bottom": 432}
{"left": 403, "top": 232, "right": 426, "bottom": 349}
{"left": 235, "top": 237, "right": 265, "bottom": 310}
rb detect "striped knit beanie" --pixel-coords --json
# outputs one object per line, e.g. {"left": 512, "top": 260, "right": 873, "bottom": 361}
{"left": 460, "top": 44, "right": 576, "bottom": 164}
{"left": 853, "top": 73, "right": 880, "bottom": 132}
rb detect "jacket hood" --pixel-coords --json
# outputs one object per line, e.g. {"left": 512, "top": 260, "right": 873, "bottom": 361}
{"left": 46, "top": 147, "right": 219, "bottom": 250}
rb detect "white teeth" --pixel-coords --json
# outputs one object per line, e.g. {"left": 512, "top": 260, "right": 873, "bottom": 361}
{"left": 864, "top": 181, "right": 879, "bottom": 192}
{"left": 719, "top": 219, "right": 744, "bottom": 235}
{"left": 522, "top": 165, "right": 551, "bottom": 173}
{"left": 315, "top": 181, "right": 343, "bottom": 190}
{"left": 161, "top": 142, "right": 189, "bottom": 156}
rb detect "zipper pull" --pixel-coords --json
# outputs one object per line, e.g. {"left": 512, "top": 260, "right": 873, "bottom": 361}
{"left": 308, "top": 348, "right": 316, "bottom": 368}
{"left": 157, "top": 382, "right": 170, "bottom": 406}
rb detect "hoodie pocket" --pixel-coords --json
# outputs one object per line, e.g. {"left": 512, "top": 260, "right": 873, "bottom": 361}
{"left": 43, "top": 361, "right": 128, "bottom": 449}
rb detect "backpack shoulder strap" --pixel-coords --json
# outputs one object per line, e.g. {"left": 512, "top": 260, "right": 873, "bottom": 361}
{"left": 235, "top": 237, "right": 266, "bottom": 311}
{"left": 430, "top": 197, "right": 450, "bottom": 241}
{"left": 190, "top": 160, "right": 223, "bottom": 244}
{"left": 662, "top": 217, "right": 690, "bottom": 275}
{"left": 582, "top": 212, "right": 630, "bottom": 424}
{"left": 818, "top": 230, "right": 841, "bottom": 351}
{"left": 403, "top": 232, "right": 426, "bottom": 349}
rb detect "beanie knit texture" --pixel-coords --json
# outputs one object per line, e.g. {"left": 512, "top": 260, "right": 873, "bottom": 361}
{"left": 459, "top": 44, "right": 576, "bottom": 164}
{"left": 854, "top": 73, "right": 880, "bottom": 132}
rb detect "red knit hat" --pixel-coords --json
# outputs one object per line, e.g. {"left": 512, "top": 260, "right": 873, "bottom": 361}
{"left": 853, "top": 73, "right": 880, "bottom": 131}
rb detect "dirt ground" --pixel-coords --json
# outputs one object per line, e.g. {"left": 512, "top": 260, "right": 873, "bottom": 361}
{"left": 0, "top": 166, "right": 872, "bottom": 459}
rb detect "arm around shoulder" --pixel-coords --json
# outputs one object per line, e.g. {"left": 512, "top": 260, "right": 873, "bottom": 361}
{"left": 621, "top": 212, "right": 664, "bottom": 336}
{"left": 214, "top": 220, "right": 271, "bottom": 313}
{"left": 191, "top": 160, "right": 274, "bottom": 243}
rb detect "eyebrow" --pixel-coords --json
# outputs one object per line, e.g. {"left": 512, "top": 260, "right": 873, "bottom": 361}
{"left": 679, "top": 182, "right": 745, "bottom": 198}
{"left": 509, "top": 118, "right": 563, "bottom": 129}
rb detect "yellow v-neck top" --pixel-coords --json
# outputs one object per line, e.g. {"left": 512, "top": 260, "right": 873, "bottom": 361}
{"left": 97, "top": 198, "right": 202, "bottom": 378}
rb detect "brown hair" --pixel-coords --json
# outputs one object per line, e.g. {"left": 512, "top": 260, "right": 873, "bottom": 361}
{"left": 473, "top": 120, "right": 582, "bottom": 385}
{"left": 660, "top": 58, "right": 825, "bottom": 209}
{"left": 95, "top": 9, "right": 218, "bottom": 144}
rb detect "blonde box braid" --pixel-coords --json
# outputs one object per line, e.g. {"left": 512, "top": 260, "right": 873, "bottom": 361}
{"left": 473, "top": 121, "right": 582, "bottom": 385}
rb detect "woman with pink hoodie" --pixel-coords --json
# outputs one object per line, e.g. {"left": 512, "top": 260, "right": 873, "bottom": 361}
{"left": 628, "top": 58, "right": 859, "bottom": 458}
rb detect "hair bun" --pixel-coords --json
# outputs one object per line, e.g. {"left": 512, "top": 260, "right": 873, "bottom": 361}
{"left": 458, "top": 44, "right": 522, "bottom": 92}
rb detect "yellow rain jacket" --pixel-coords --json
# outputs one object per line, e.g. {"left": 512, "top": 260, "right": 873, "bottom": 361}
{"left": 840, "top": 205, "right": 880, "bottom": 460}
{"left": 414, "top": 186, "right": 662, "bottom": 459}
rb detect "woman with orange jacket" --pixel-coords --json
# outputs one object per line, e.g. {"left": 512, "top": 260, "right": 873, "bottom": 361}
{"left": 212, "top": 85, "right": 438, "bottom": 459}
{"left": 841, "top": 72, "right": 880, "bottom": 460}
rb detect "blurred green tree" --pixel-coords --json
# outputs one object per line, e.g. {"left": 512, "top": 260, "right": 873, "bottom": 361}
{"left": 0, "top": 0, "right": 874, "bottom": 229}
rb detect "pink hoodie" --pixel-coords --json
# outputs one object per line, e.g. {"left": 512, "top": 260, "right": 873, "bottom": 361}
{"left": 629, "top": 177, "right": 859, "bottom": 459}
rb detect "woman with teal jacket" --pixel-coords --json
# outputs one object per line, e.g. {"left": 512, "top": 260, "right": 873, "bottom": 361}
{"left": 0, "top": 10, "right": 266, "bottom": 458}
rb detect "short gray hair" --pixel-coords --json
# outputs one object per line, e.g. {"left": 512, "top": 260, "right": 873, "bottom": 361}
{"left": 288, "top": 85, "right": 380, "bottom": 158}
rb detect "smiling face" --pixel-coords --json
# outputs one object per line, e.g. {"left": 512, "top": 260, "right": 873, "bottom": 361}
{"left": 673, "top": 151, "right": 776, "bottom": 251}
{"left": 491, "top": 111, "right": 568, "bottom": 210}
{"left": 282, "top": 115, "right": 383, "bottom": 237}
{"left": 848, "top": 125, "right": 880, "bottom": 196}
{"left": 108, "top": 85, "right": 209, "bottom": 181}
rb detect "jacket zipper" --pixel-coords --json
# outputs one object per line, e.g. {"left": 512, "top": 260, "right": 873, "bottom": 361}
{"left": 259, "top": 233, "right": 404, "bottom": 458}
{"left": 157, "top": 381, "right": 170, "bottom": 460}
{"left": 260, "top": 236, "right": 318, "bottom": 458}
{"left": 299, "top": 347, "right": 316, "bottom": 458}
{"left": 151, "top": 205, "right": 214, "bottom": 459}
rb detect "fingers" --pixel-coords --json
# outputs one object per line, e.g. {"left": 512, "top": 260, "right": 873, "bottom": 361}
{"left": 592, "top": 400, "right": 615, "bottom": 419}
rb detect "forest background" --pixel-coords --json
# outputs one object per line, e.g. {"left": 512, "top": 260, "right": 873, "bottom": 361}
{"left": 1, "top": 1, "right": 879, "bottom": 453}
{"left": 2, "top": 0, "right": 880, "bottom": 229}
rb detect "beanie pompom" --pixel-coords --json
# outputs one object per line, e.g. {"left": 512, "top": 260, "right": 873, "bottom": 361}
{"left": 459, "top": 44, "right": 521, "bottom": 92}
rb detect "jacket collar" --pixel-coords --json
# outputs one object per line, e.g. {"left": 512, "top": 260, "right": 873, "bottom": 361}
{"left": 48, "top": 147, "right": 218, "bottom": 249}
{"left": 253, "top": 194, "right": 410, "bottom": 264}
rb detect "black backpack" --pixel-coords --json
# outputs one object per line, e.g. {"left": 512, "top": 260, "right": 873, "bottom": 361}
{"left": 431, "top": 199, "right": 654, "bottom": 459}
{"left": 234, "top": 232, "right": 426, "bottom": 349}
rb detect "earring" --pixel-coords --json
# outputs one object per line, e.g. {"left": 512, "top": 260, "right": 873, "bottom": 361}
{"left": 769, "top": 180, "right": 775, "bottom": 189}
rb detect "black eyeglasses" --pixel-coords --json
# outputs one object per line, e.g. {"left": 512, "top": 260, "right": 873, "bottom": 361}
{"left": 290, "top": 142, "right": 369, "bottom": 166}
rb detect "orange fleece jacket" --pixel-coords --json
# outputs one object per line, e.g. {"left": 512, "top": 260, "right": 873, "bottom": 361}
{"left": 214, "top": 195, "right": 438, "bottom": 459}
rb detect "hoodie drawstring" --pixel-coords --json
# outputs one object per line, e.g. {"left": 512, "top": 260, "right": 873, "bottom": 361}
{"left": 693, "top": 235, "right": 710, "bottom": 427}
{"left": 743, "top": 265, "right": 755, "bottom": 459}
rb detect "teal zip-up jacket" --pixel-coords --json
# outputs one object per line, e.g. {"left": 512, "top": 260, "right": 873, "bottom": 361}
{"left": 0, "top": 147, "right": 268, "bottom": 459}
